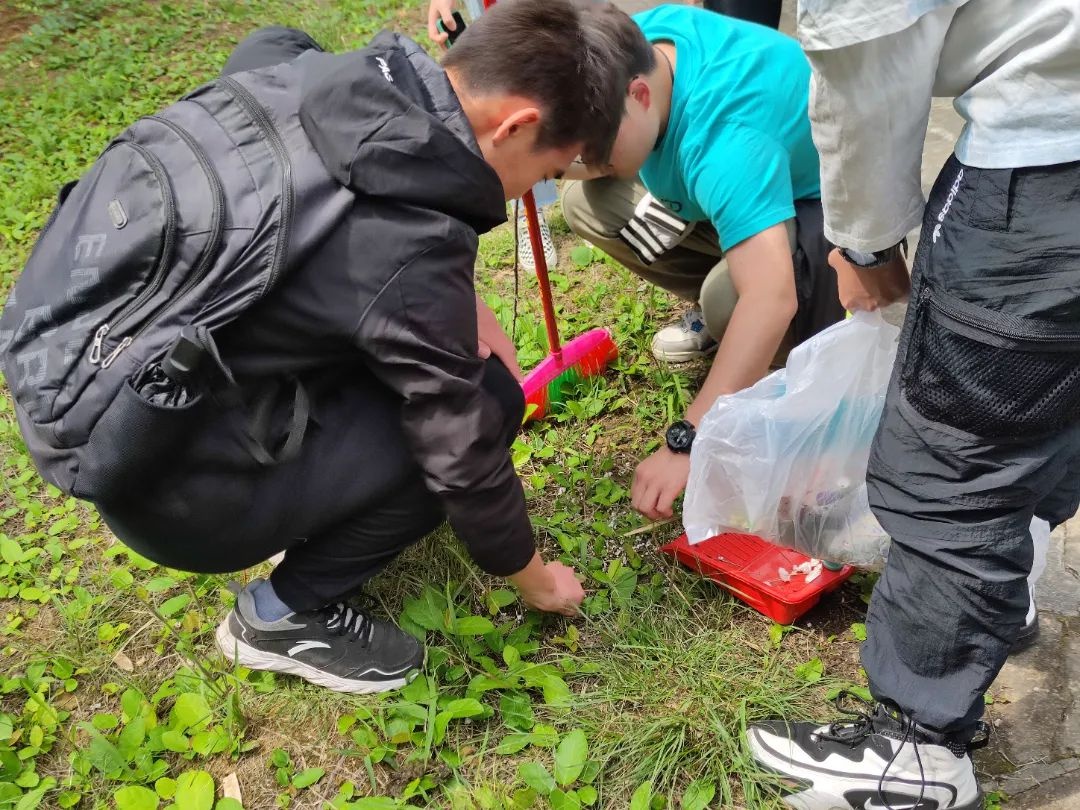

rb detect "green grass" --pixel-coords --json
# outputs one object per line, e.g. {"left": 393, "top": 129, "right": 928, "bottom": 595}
{"left": 0, "top": 2, "right": 871, "bottom": 808}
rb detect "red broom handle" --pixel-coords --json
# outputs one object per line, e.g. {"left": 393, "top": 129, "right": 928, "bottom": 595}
{"left": 521, "top": 189, "right": 562, "bottom": 354}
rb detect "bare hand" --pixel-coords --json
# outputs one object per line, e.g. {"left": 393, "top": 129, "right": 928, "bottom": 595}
{"left": 830, "top": 248, "right": 910, "bottom": 312}
{"left": 427, "top": 0, "right": 458, "bottom": 47}
{"left": 476, "top": 294, "right": 523, "bottom": 382}
{"left": 631, "top": 447, "right": 691, "bottom": 520}
{"left": 520, "top": 562, "right": 585, "bottom": 617}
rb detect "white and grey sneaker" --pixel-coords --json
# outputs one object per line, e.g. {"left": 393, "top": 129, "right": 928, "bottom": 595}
{"left": 516, "top": 204, "right": 558, "bottom": 272}
{"left": 216, "top": 579, "right": 424, "bottom": 694}
{"left": 747, "top": 693, "right": 987, "bottom": 810}
{"left": 650, "top": 306, "right": 717, "bottom": 363}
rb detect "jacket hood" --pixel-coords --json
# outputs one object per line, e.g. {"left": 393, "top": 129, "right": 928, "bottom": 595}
{"left": 297, "top": 32, "right": 506, "bottom": 234}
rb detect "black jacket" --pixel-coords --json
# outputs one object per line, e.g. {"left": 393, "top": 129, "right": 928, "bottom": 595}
{"left": 218, "top": 33, "right": 535, "bottom": 575}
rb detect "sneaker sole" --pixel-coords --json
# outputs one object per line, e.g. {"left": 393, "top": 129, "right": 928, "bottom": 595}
{"left": 1010, "top": 614, "right": 1040, "bottom": 654}
{"left": 648, "top": 343, "right": 717, "bottom": 365}
{"left": 746, "top": 728, "right": 984, "bottom": 810}
{"left": 650, "top": 343, "right": 719, "bottom": 364}
{"left": 215, "top": 621, "right": 417, "bottom": 695}
{"left": 517, "top": 256, "right": 559, "bottom": 273}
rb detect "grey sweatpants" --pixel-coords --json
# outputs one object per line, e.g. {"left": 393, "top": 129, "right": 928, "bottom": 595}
{"left": 865, "top": 155, "right": 1080, "bottom": 736}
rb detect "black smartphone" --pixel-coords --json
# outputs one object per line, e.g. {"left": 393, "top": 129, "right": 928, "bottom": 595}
{"left": 436, "top": 11, "right": 467, "bottom": 46}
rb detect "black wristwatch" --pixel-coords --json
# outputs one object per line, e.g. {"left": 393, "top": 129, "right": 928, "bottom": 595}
{"left": 666, "top": 420, "right": 696, "bottom": 454}
{"left": 838, "top": 239, "right": 907, "bottom": 269}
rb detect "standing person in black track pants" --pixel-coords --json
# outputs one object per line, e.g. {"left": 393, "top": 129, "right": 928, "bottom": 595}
{"left": 747, "top": 1, "right": 1080, "bottom": 808}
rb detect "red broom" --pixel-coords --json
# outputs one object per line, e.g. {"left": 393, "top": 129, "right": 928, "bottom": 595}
{"left": 481, "top": 0, "right": 619, "bottom": 422}
{"left": 515, "top": 190, "right": 618, "bottom": 421}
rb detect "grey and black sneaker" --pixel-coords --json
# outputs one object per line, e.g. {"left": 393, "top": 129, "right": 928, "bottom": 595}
{"left": 216, "top": 579, "right": 424, "bottom": 694}
{"left": 747, "top": 692, "right": 987, "bottom": 809}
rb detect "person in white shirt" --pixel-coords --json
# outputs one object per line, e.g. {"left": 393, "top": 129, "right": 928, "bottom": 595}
{"left": 746, "top": 2, "right": 1080, "bottom": 808}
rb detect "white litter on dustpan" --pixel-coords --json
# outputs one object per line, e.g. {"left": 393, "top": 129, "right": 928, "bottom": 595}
{"left": 778, "top": 558, "right": 823, "bottom": 585}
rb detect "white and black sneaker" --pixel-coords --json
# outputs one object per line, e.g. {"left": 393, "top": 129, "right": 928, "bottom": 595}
{"left": 747, "top": 693, "right": 987, "bottom": 810}
{"left": 216, "top": 579, "right": 424, "bottom": 694}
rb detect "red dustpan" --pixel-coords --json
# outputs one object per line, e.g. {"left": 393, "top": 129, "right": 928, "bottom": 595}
{"left": 661, "top": 532, "right": 854, "bottom": 624}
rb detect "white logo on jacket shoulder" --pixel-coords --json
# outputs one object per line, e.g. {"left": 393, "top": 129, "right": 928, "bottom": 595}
{"left": 375, "top": 56, "right": 394, "bottom": 83}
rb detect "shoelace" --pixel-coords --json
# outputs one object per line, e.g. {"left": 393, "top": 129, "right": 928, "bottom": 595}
{"left": 817, "top": 692, "right": 926, "bottom": 810}
{"left": 881, "top": 712, "right": 924, "bottom": 810}
{"left": 816, "top": 691, "right": 878, "bottom": 745}
{"left": 876, "top": 711, "right": 989, "bottom": 810}
{"left": 817, "top": 692, "right": 989, "bottom": 810}
{"left": 318, "top": 603, "right": 374, "bottom": 646}
{"left": 680, "top": 308, "right": 705, "bottom": 333}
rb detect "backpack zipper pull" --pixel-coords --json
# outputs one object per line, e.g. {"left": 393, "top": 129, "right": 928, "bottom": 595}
{"left": 101, "top": 337, "right": 133, "bottom": 369}
{"left": 88, "top": 324, "right": 109, "bottom": 365}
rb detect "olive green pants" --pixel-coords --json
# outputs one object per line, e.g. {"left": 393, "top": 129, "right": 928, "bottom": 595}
{"left": 562, "top": 177, "right": 803, "bottom": 345}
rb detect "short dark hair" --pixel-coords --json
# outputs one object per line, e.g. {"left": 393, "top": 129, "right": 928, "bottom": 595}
{"left": 441, "top": 0, "right": 653, "bottom": 165}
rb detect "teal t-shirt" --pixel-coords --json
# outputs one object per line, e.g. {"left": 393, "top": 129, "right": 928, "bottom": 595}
{"left": 633, "top": 5, "right": 820, "bottom": 250}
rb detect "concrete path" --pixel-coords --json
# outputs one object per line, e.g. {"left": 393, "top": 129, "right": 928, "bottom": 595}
{"left": 980, "top": 521, "right": 1080, "bottom": 807}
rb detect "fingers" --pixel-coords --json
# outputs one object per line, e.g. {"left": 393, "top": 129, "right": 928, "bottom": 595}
{"left": 546, "top": 563, "right": 586, "bottom": 616}
{"left": 428, "top": 18, "right": 448, "bottom": 45}
{"left": 631, "top": 473, "right": 656, "bottom": 519}
{"left": 427, "top": 2, "right": 455, "bottom": 47}
{"left": 630, "top": 470, "right": 647, "bottom": 516}
{"left": 475, "top": 295, "right": 524, "bottom": 381}
{"left": 632, "top": 452, "right": 688, "bottom": 520}
{"left": 477, "top": 339, "right": 492, "bottom": 360}
{"left": 494, "top": 341, "right": 524, "bottom": 382}
{"left": 633, "top": 483, "right": 664, "bottom": 520}
{"left": 485, "top": 331, "right": 523, "bottom": 382}
{"left": 561, "top": 582, "right": 586, "bottom": 617}
{"left": 654, "top": 485, "right": 677, "bottom": 519}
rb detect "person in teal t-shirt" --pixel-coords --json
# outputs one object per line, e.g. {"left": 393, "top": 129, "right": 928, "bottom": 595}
{"left": 564, "top": 3, "right": 844, "bottom": 522}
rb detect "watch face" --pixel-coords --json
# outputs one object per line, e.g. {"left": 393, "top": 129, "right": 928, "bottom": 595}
{"left": 667, "top": 421, "right": 694, "bottom": 452}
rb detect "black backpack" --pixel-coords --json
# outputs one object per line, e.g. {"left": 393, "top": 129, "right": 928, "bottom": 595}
{"left": 0, "top": 60, "right": 353, "bottom": 501}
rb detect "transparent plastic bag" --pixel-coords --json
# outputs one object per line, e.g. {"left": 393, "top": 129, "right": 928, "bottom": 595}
{"left": 684, "top": 311, "right": 900, "bottom": 569}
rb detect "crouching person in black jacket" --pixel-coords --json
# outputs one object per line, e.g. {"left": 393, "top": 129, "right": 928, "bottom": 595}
{"left": 96, "top": 1, "right": 641, "bottom": 693}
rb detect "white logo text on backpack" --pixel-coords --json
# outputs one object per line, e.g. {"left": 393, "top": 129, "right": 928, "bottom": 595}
{"left": 74, "top": 233, "right": 106, "bottom": 262}
{"left": 375, "top": 56, "right": 394, "bottom": 83}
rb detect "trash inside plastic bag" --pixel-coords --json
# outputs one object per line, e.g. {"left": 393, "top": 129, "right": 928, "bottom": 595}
{"left": 684, "top": 311, "right": 900, "bottom": 569}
